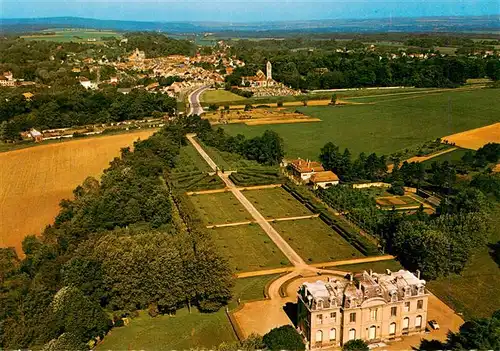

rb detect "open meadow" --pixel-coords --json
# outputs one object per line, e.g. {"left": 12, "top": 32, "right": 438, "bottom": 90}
{"left": 201, "top": 89, "right": 245, "bottom": 104}
{"left": 0, "top": 130, "right": 155, "bottom": 255}
{"left": 223, "top": 89, "right": 500, "bottom": 160}
{"left": 209, "top": 225, "right": 290, "bottom": 272}
{"left": 271, "top": 217, "right": 363, "bottom": 263}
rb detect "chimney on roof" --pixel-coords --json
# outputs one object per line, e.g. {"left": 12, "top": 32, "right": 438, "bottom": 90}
{"left": 350, "top": 273, "right": 353, "bottom": 282}
{"left": 416, "top": 270, "right": 421, "bottom": 279}
{"left": 369, "top": 269, "right": 373, "bottom": 276}
{"left": 386, "top": 269, "right": 392, "bottom": 276}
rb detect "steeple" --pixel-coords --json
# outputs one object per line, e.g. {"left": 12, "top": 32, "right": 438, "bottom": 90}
{"left": 266, "top": 61, "right": 272, "bottom": 80}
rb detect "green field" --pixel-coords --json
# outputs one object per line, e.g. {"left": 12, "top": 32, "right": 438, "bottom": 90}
{"left": 428, "top": 205, "right": 500, "bottom": 319}
{"left": 335, "top": 259, "right": 403, "bottom": 274}
{"left": 201, "top": 90, "right": 246, "bottom": 104}
{"left": 21, "top": 29, "right": 121, "bottom": 44}
{"left": 197, "top": 139, "right": 270, "bottom": 171}
{"left": 229, "top": 274, "right": 281, "bottom": 309}
{"left": 96, "top": 309, "right": 235, "bottom": 350}
{"left": 421, "top": 148, "right": 471, "bottom": 168}
{"left": 223, "top": 89, "right": 500, "bottom": 160}
{"left": 210, "top": 224, "right": 290, "bottom": 272}
{"left": 271, "top": 217, "right": 363, "bottom": 263}
{"left": 243, "top": 187, "right": 312, "bottom": 218}
{"left": 190, "top": 192, "right": 252, "bottom": 225}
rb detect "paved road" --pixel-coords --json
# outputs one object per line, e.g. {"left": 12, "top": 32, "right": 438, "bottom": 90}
{"left": 188, "top": 86, "right": 209, "bottom": 116}
{"left": 186, "top": 134, "right": 307, "bottom": 267}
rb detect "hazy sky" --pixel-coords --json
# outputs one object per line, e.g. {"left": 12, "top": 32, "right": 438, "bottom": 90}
{"left": 1, "top": 0, "right": 499, "bottom": 22}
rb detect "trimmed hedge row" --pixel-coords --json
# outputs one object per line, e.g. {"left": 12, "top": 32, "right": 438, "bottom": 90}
{"left": 282, "top": 183, "right": 380, "bottom": 256}
{"left": 169, "top": 171, "right": 224, "bottom": 190}
{"left": 229, "top": 168, "right": 283, "bottom": 186}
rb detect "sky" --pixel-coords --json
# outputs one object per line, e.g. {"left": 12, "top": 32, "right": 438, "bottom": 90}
{"left": 1, "top": 0, "right": 499, "bottom": 22}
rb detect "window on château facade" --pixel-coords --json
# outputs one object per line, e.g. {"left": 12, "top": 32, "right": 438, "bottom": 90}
{"left": 391, "top": 306, "right": 397, "bottom": 316}
{"left": 417, "top": 299, "right": 423, "bottom": 309}
{"left": 349, "top": 312, "right": 356, "bottom": 323}
{"left": 330, "top": 312, "right": 336, "bottom": 322}
{"left": 404, "top": 301, "right": 410, "bottom": 312}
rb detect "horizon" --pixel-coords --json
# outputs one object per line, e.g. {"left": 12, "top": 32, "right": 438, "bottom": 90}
{"left": 2, "top": 13, "right": 500, "bottom": 24}
{"left": 1, "top": 0, "right": 499, "bottom": 23}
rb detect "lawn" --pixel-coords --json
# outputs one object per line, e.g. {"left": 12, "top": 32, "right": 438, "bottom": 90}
{"left": 335, "top": 259, "right": 403, "bottom": 274}
{"left": 271, "top": 217, "right": 363, "bottom": 263}
{"left": 174, "top": 144, "right": 213, "bottom": 173}
{"left": 201, "top": 89, "right": 246, "bottom": 104}
{"left": 229, "top": 274, "right": 281, "bottom": 309}
{"left": 210, "top": 224, "right": 290, "bottom": 272}
{"left": 243, "top": 187, "right": 312, "bottom": 219}
{"left": 223, "top": 89, "right": 500, "bottom": 160}
{"left": 189, "top": 192, "right": 252, "bottom": 225}
{"left": 96, "top": 309, "right": 236, "bottom": 350}
{"left": 196, "top": 138, "right": 264, "bottom": 171}
{"left": 427, "top": 204, "right": 500, "bottom": 319}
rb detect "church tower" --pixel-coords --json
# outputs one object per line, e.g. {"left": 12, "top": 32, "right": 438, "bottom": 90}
{"left": 266, "top": 61, "right": 272, "bottom": 80}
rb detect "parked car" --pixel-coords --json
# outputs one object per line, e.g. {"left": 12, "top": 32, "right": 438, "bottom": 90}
{"left": 429, "top": 320, "right": 440, "bottom": 330}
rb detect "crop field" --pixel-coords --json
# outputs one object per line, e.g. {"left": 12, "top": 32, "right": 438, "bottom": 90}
{"left": 243, "top": 187, "right": 312, "bottom": 219}
{"left": 271, "top": 217, "right": 363, "bottom": 263}
{"left": 442, "top": 122, "right": 500, "bottom": 150}
{"left": 201, "top": 89, "right": 246, "bottom": 104}
{"left": 96, "top": 309, "right": 236, "bottom": 351}
{"left": 20, "top": 29, "right": 121, "bottom": 43}
{"left": 0, "top": 130, "right": 155, "bottom": 255}
{"left": 189, "top": 192, "right": 252, "bottom": 225}
{"left": 210, "top": 225, "right": 290, "bottom": 272}
{"left": 223, "top": 89, "right": 500, "bottom": 160}
{"left": 428, "top": 205, "right": 500, "bottom": 319}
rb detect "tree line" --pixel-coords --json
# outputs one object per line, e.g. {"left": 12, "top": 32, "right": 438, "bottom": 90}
{"left": 0, "top": 86, "right": 177, "bottom": 141}
{"left": 0, "top": 118, "right": 234, "bottom": 349}
{"left": 188, "top": 117, "right": 285, "bottom": 166}
{"left": 226, "top": 46, "right": 500, "bottom": 90}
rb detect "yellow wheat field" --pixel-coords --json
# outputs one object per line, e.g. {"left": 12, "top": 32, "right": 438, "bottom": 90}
{"left": 0, "top": 130, "right": 156, "bottom": 255}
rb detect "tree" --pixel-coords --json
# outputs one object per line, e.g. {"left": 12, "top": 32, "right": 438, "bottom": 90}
{"left": 263, "top": 325, "right": 305, "bottom": 351}
{"left": 420, "top": 310, "right": 500, "bottom": 350}
{"left": 342, "top": 339, "right": 369, "bottom": 351}
{"left": 330, "top": 93, "right": 337, "bottom": 105}
{"left": 320, "top": 142, "right": 341, "bottom": 173}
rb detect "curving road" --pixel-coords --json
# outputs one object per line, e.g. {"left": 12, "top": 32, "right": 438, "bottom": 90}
{"left": 188, "top": 86, "right": 209, "bottom": 116}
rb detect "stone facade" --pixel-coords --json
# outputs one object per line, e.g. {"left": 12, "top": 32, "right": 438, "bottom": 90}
{"left": 297, "top": 270, "right": 428, "bottom": 348}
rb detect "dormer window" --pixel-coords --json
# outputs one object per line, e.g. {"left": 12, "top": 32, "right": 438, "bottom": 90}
{"left": 317, "top": 299, "right": 323, "bottom": 309}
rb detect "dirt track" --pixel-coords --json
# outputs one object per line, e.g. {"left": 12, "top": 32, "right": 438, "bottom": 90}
{"left": 0, "top": 131, "right": 155, "bottom": 255}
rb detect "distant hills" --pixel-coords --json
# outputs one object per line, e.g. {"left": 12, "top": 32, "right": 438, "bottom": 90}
{"left": 1, "top": 15, "right": 499, "bottom": 35}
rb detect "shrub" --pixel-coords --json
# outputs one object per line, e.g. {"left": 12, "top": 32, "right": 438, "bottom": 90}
{"left": 244, "top": 104, "right": 252, "bottom": 111}
{"left": 198, "top": 299, "right": 224, "bottom": 312}
{"left": 263, "top": 325, "right": 305, "bottom": 351}
{"left": 390, "top": 181, "right": 405, "bottom": 196}
{"left": 342, "top": 339, "right": 369, "bottom": 351}
{"left": 277, "top": 100, "right": 284, "bottom": 107}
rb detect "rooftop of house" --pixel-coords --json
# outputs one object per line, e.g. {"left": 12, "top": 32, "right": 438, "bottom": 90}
{"left": 310, "top": 170, "right": 339, "bottom": 183}
{"left": 291, "top": 159, "right": 325, "bottom": 173}
{"left": 30, "top": 129, "right": 42, "bottom": 137}
{"left": 299, "top": 269, "right": 427, "bottom": 311}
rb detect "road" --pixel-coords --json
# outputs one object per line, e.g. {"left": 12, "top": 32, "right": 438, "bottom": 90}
{"left": 188, "top": 86, "right": 209, "bottom": 116}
